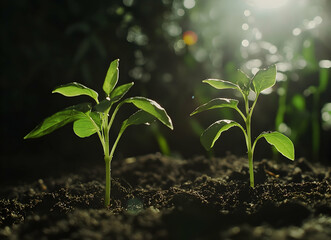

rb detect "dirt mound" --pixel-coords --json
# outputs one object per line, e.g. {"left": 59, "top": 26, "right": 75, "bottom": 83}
{"left": 1, "top": 153, "right": 330, "bottom": 239}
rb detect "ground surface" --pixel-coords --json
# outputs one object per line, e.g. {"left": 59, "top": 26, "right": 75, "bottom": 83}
{"left": 0, "top": 153, "right": 330, "bottom": 240}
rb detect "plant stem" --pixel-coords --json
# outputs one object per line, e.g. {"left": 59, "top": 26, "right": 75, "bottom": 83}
{"left": 104, "top": 156, "right": 111, "bottom": 207}
{"left": 245, "top": 96, "right": 257, "bottom": 188}
{"left": 104, "top": 128, "right": 123, "bottom": 207}
{"left": 103, "top": 113, "right": 111, "bottom": 207}
{"left": 246, "top": 115, "right": 254, "bottom": 188}
{"left": 248, "top": 150, "right": 254, "bottom": 188}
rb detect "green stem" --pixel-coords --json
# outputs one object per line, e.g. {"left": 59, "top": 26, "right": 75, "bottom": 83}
{"left": 104, "top": 155, "right": 111, "bottom": 207}
{"left": 248, "top": 149, "right": 254, "bottom": 188}
{"left": 246, "top": 115, "right": 254, "bottom": 188}
{"left": 235, "top": 107, "right": 246, "bottom": 122}
{"left": 103, "top": 113, "right": 111, "bottom": 207}
{"left": 109, "top": 130, "right": 124, "bottom": 161}
{"left": 245, "top": 96, "right": 258, "bottom": 188}
{"left": 104, "top": 129, "right": 124, "bottom": 207}
{"left": 108, "top": 103, "right": 123, "bottom": 129}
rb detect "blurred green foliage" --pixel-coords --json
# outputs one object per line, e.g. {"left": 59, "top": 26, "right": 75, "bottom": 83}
{"left": 1, "top": 0, "right": 331, "bottom": 163}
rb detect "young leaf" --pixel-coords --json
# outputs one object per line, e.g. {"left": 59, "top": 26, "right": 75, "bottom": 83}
{"left": 120, "top": 110, "right": 156, "bottom": 133}
{"left": 257, "top": 131, "right": 295, "bottom": 160}
{"left": 103, "top": 59, "right": 119, "bottom": 96}
{"left": 52, "top": 82, "right": 99, "bottom": 103}
{"left": 109, "top": 82, "right": 134, "bottom": 104}
{"left": 252, "top": 65, "right": 277, "bottom": 94}
{"left": 24, "top": 103, "right": 91, "bottom": 139}
{"left": 203, "top": 79, "right": 239, "bottom": 90}
{"left": 236, "top": 70, "right": 251, "bottom": 96}
{"left": 93, "top": 99, "right": 112, "bottom": 113}
{"left": 73, "top": 112, "right": 101, "bottom": 138}
{"left": 190, "top": 98, "right": 239, "bottom": 116}
{"left": 123, "top": 97, "right": 173, "bottom": 130}
{"left": 94, "top": 82, "right": 135, "bottom": 113}
{"left": 200, "top": 120, "right": 241, "bottom": 151}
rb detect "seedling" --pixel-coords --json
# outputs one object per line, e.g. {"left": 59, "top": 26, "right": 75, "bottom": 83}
{"left": 24, "top": 59, "right": 173, "bottom": 206}
{"left": 190, "top": 65, "right": 294, "bottom": 188}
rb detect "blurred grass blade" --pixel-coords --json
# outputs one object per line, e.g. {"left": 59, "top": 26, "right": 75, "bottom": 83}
{"left": 52, "top": 82, "right": 99, "bottom": 103}
{"left": 190, "top": 98, "right": 239, "bottom": 116}
{"left": 201, "top": 120, "right": 241, "bottom": 151}
{"left": 318, "top": 67, "right": 329, "bottom": 93}
{"left": 24, "top": 103, "right": 91, "bottom": 139}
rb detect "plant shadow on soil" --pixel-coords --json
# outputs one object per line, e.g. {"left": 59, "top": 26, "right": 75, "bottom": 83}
{"left": 0, "top": 153, "right": 330, "bottom": 240}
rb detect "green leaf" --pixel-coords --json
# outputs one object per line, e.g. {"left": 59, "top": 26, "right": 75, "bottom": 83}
{"left": 73, "top": 112, "right": 101, "bottom": 138}
{"left": 24, "top": 103, "right": 91, "bottom": 139}
{"left": 203, "top": 79, "right": 239, "bottom": 90}
{"left": 236, "top": 70, "right": 251, "bottom": 96}
{"left": 109, "top": 82, "right": 134, "bottom": 103}
{"left": 52, "top": 82, "right": 99, "bottom": 103}
{"left": 252, "top": 65, "right": 277, "bottom": 94}
{"left": 93, "top": 99, "right": 112, "bottom": 113}
{"left": 94, "top": 82, "right": 135, "bottom": 113}
{"left": 258, "top": 131, "right": 295, "bottom": 160}
{"left": 103, "top": 59, "right": 119, "bottom": 96}
{"left": 120, "top": 110, "right": 156, "bottom": 133}
{"left": 190, "top": 98, "right": 239, "bottom": 116}
{"left": 200, "top": 120, "right": 241, "bottom": 151}
{"left": 123, "top": 97, "right": 173, "bottom": 130}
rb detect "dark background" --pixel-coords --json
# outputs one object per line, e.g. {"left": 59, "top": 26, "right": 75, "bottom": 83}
{"left": 1, "top": 0, "right": 331, "bottom": 185}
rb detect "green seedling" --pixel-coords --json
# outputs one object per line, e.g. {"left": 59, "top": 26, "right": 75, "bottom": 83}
{"left": 24, "top": 59, "right": 173, "bottom": 206}
{"left": 190, "top": 65, "right": 295, "bottom": 188}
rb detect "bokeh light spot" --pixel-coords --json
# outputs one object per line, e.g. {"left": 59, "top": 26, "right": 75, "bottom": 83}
{"left": 244, "top": 10, "right": 251, "bottom": 17}
{"left": 269, "top": 46, "right": 277, "bottom": 54}
{"left": 242, "top": 23, "right": 249, "bottom": 31}
{"left": 314, "top": 16, "right": 323, "bottom": 25}
{"left": 183, "top": 31, "right": 198, "bottom": 45}
{"left": 319, "top": 60, "right": 331, "bottom": 69}
{"left": 242, "top": 39, "right": 249, "bottom": 47}
{"left": 183, "top": 0, "right": 195, "bottom": 9}
{"left": 123, "top": 0, "right": 134, "bottom": 7}
{"left": 292, "top": 28, "right": 301, "bottom": 36}
{"left": 177, "top": 8, "right": 185, "bottom": 16}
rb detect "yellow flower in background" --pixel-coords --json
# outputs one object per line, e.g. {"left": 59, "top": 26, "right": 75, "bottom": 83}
{"left": 183, "top": 31, "right": 198, "bottom": 46}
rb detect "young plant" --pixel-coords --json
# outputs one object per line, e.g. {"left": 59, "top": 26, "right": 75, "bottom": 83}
{"left": 190, "top": 65, "right": 294, "bottom": 188}
{"left": 24, "top": 59, "right": 173, "bottom": 206}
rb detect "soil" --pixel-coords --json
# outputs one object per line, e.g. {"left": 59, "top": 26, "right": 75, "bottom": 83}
{"left": 0, "top": 153, "right": 330, "bottom": 240}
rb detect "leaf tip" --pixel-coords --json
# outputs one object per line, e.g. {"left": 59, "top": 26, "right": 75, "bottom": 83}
{"left": 167, "top": 119, "right": 174, "bottom": 130}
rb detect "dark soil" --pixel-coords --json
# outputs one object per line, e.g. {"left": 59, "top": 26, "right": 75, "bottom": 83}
{"left": 1, "top": 153, "right": 330, "bottom": 240}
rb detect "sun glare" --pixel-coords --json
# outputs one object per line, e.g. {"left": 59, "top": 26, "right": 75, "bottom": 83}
{"left": 246, "top": 0, "right": 288, "bottom": 9}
